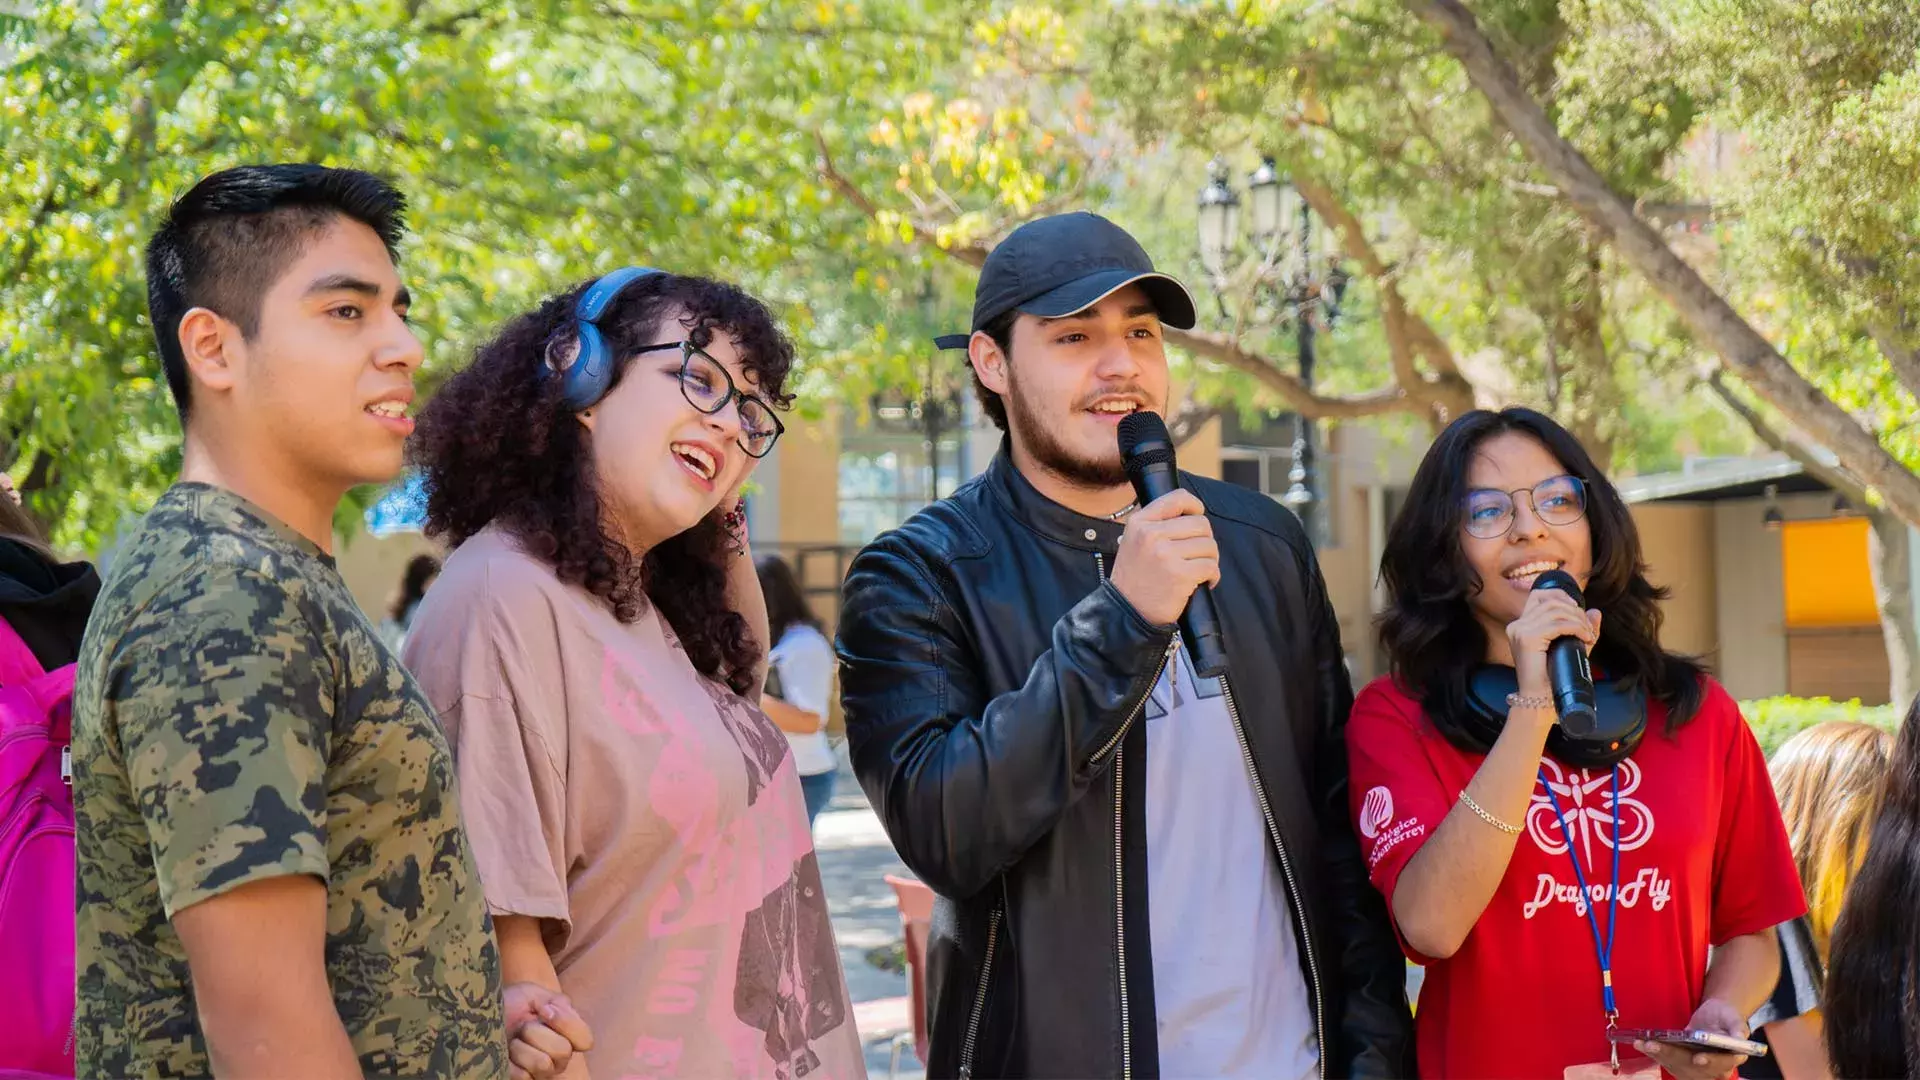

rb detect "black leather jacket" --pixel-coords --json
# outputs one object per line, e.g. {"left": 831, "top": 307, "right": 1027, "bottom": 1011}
{"left": 837, "top": 450, "right": 1416, "bottom": 1079}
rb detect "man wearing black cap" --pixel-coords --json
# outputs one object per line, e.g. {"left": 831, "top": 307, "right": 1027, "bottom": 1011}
{"left": 838, "top": 212, "right": 1414, "bottom": 1078}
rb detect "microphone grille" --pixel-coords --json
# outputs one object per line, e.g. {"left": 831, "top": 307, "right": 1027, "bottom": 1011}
{"left": 1117, "top": 410, "right": 1171, "bottom": 459}
{"left": 1531, "top": 568, "right": 1585, "bottom": 605}
{"left": 1124, "top": 445, "right": 1175, "bottom": 478}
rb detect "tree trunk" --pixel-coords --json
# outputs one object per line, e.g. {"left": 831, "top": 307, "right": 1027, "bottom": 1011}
{"left": 1555, "top": 244, "right": 1619, "bottom": 470}
{"left": 1709, "top": 371, "right": 1918, "bottom": 707}
{"left": 1402, "top": 0, "right": 1920, "bottom": 530}
{"left": 16, "top": 450, "right": 59, "bottom": 539}
{"left": 1868, "top": 325, "right": 1920, "bottom": 406}
{"left": 1867, "top": 510, "right": 1919, "bottom": 709}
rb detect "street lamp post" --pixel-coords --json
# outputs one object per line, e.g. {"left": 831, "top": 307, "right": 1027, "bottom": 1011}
{"left": 870, "top": 276, "right": 962, "bottom": 510}
{"left": 1196, "top": 155, "right": 1347, "bottom": 547}
{"left": 1196, "top": 159, "right": 1240, "bottom": 287}
{"left": 921, "top": 276, "right": 943, "bottom": 504}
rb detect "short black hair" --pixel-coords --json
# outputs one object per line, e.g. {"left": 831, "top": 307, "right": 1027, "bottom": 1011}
{"left": 145, "top": 164, "right": 409, "bottom": 421}
{"left": 971, "top": 309, "right": 1015, "bottom": 431}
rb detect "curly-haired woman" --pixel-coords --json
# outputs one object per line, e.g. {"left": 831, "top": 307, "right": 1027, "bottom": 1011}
{"left": 402, "top": 269, "right": 865, "bottom": 1080}
{"left": 1346, "top": 408, "right": 1805, "bottom": 1080}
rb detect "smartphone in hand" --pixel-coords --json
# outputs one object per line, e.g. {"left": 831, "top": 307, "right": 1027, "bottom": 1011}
{"left": 1606, "top": 1029, "right": 1768, "bottom": 1057}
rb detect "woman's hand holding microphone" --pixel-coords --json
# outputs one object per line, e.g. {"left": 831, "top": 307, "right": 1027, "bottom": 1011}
{"left": 1505, "top": 585, "right": 1602, "bottom": 716}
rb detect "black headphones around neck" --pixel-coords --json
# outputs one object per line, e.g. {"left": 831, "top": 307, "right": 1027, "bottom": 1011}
{"left": 1463, "top": 664, "right": 1647, "bottom": 770}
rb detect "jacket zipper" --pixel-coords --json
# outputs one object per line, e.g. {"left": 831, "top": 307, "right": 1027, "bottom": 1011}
{"left": 956, "top": 902, "right": 1003, "bottom": 1079}
{"left": 1114, "top": 745, "right": 1135, "bottom": 1080}
{"left": 1220, "top": 678, "right": 1328, "bottom": 1079}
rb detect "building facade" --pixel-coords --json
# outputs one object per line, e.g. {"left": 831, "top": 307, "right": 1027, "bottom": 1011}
{"left": 336, "top": 409, "right": 1915, "bottom": 707}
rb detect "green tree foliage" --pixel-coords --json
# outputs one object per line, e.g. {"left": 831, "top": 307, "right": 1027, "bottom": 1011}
{"left": 1091, "top": 0, "right": 1750, "bottom": 468}
{"left": 9, "top": 0, "right": 1915, "bottom": 547}
{"left": 1, "top": 0, "right": 984, "bottom": 545}
{"left": 1639, "top": 0, "right": 1920, "bottom": 468}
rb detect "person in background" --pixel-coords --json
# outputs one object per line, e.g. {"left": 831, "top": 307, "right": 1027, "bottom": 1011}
{"left": 1744, "top": 722, "right": 1893, "bottom": 1079}
{"left": 1348, "top": 406, "right": 1805, "bottom": 1080}
{"left": 0, "top": 489, "right": 99, "bottom": 674}
{"left": 1825, "top": 694, "right": 1920, "bottom": 1080}
{"left": 404, "top": 267, "right": 867, "bottom": 1079}
{"left": 0, "top": 478, "right": 96, "bottom": 1075}
{"left": 755, "top": 553, "right": 839, "bottom": 827}
{"left": 380, "top": 552, "right": 440, "bottom": 652}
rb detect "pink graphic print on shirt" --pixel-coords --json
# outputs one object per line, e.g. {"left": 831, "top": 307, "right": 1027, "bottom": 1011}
{"left": 703, "top": 679, "right": 850, "bottom": 1078}
{"left": 599, "top": 646, "right": 852, "bottom": 1079}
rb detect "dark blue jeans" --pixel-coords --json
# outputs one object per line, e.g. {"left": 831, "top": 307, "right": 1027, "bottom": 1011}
{"left": 799, "top": 769, "right": 837, "bottom": 827}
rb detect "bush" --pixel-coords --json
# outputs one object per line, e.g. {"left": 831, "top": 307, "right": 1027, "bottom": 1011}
{"left": 1740, "top": 696, "right": 1901, "bottom": 759}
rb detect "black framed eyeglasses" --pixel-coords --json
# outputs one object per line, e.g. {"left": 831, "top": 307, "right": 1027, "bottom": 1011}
{"left": 634, "top": 340, "right": 785, "bottom": 458}
{"left": 1463, "top": 474, "right": 1588, "bottom": 539}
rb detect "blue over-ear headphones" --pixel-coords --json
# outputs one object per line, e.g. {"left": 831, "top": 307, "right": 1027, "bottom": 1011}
{"left": 551, "top": 266, "right": 665, "bottom": 411}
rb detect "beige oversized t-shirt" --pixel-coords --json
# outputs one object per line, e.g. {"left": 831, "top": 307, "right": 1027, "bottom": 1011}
{"left": 403, "top": 527, "right": 866, "bottom": 1080}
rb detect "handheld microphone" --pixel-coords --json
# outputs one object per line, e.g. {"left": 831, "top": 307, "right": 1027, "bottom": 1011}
{"left": 1530, "top": 569, "right": 1599, "bottom": 736}
{"left": 1117, "top": 411, "right": 1230, "bottom": 678}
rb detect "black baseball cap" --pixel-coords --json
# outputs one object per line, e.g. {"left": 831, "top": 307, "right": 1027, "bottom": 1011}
{"left": 933, "top": 212, "right": 1197, "bottom": 350}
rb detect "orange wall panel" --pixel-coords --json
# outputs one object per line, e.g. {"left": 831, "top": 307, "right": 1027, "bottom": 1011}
{"left": 1781, "top": 518, "right": 1877, "bottom": 627}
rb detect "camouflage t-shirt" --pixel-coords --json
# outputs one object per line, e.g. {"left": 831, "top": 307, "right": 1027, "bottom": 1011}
{"left": 72, "top": 483, "right": 504, "bottom": 1078}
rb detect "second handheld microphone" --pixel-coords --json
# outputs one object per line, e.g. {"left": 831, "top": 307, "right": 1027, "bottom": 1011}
{"left": 1117, "top": 411, "right": 1230, "bottom": 678}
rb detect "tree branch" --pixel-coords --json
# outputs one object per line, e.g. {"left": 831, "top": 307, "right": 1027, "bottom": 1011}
{"left": 411, "top": 6, "right": 503, "bottom": 36}
{"left": 1714, "top": 372, "right": 1920, "bottom": 706}
{"left": 1166, "top": 399, "right": 1221, "bottom": 445}
{"left": 1706, "top": 371, "right": 1866, "bottom": 501}
{"left": 1638, "top": 201, "right": 1719, "bottom": 228}
{"left": 1403, "top": 0, "right": 1920, "bottom": 529}
{"left": 19, "top": 450, "right": 55, "bottom": 501}
{"left": 1291, "top": 175, "right": 1475, "bottom": 420}
{"left": 816, "top": 133, "right": 1429, "bottom": 421}
{"left": 1, "top": 189, "right": 58, "bottom": 284}
{"left": 592, "top": 2, "right": 970, "bottom": 44}
{"left": 1868, "top": 324, "right": 1920, "bottom": 405}
{"left": 1167, "top": 328, "right": 1412, "bottom": 418}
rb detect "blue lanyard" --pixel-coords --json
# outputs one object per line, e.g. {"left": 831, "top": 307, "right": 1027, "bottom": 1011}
{"left": 1539, "top": 764, "right": 1623, "bottom": 1064}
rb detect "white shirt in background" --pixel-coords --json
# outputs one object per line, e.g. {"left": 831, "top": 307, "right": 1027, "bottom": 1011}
{"left": 769, "top": 624, "right": 838, "bottom": 778}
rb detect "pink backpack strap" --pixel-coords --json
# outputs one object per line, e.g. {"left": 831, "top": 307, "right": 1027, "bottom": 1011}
{"left": 0, "top": 616, "right": 47, "bottom": 686}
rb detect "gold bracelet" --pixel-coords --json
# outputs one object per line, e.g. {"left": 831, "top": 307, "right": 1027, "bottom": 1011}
{"left": 1458, "top": 790, "right": 1523, "bottom": 834}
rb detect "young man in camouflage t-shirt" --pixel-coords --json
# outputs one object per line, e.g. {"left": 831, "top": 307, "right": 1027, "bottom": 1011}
{"left": 72, "top": 166, "right": 507, "bottom": 1077}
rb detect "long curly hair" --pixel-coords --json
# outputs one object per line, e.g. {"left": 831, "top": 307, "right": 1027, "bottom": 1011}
{"left": 1376, "top": 407, "right": 1705, "bottom": 749}
{"left": 412, "top": 272, "right": 794, "bottom": 695}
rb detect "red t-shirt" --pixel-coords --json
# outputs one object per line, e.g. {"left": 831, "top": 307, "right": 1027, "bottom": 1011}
{"left": 1347, "top": 674, "right": 1806, "bottom": 1080}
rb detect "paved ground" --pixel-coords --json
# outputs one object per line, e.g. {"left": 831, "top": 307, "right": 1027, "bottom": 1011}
{"left": 812, "top": 755, "right": 925, "bottom": 1078}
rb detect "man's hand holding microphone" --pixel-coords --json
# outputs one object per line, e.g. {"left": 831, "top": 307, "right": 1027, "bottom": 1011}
{"left": 1114, "top": 411, "right": 1232, "bottom": 677}
{"left": 1107, "top": 487, "right": 1220, "bottom": 628}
